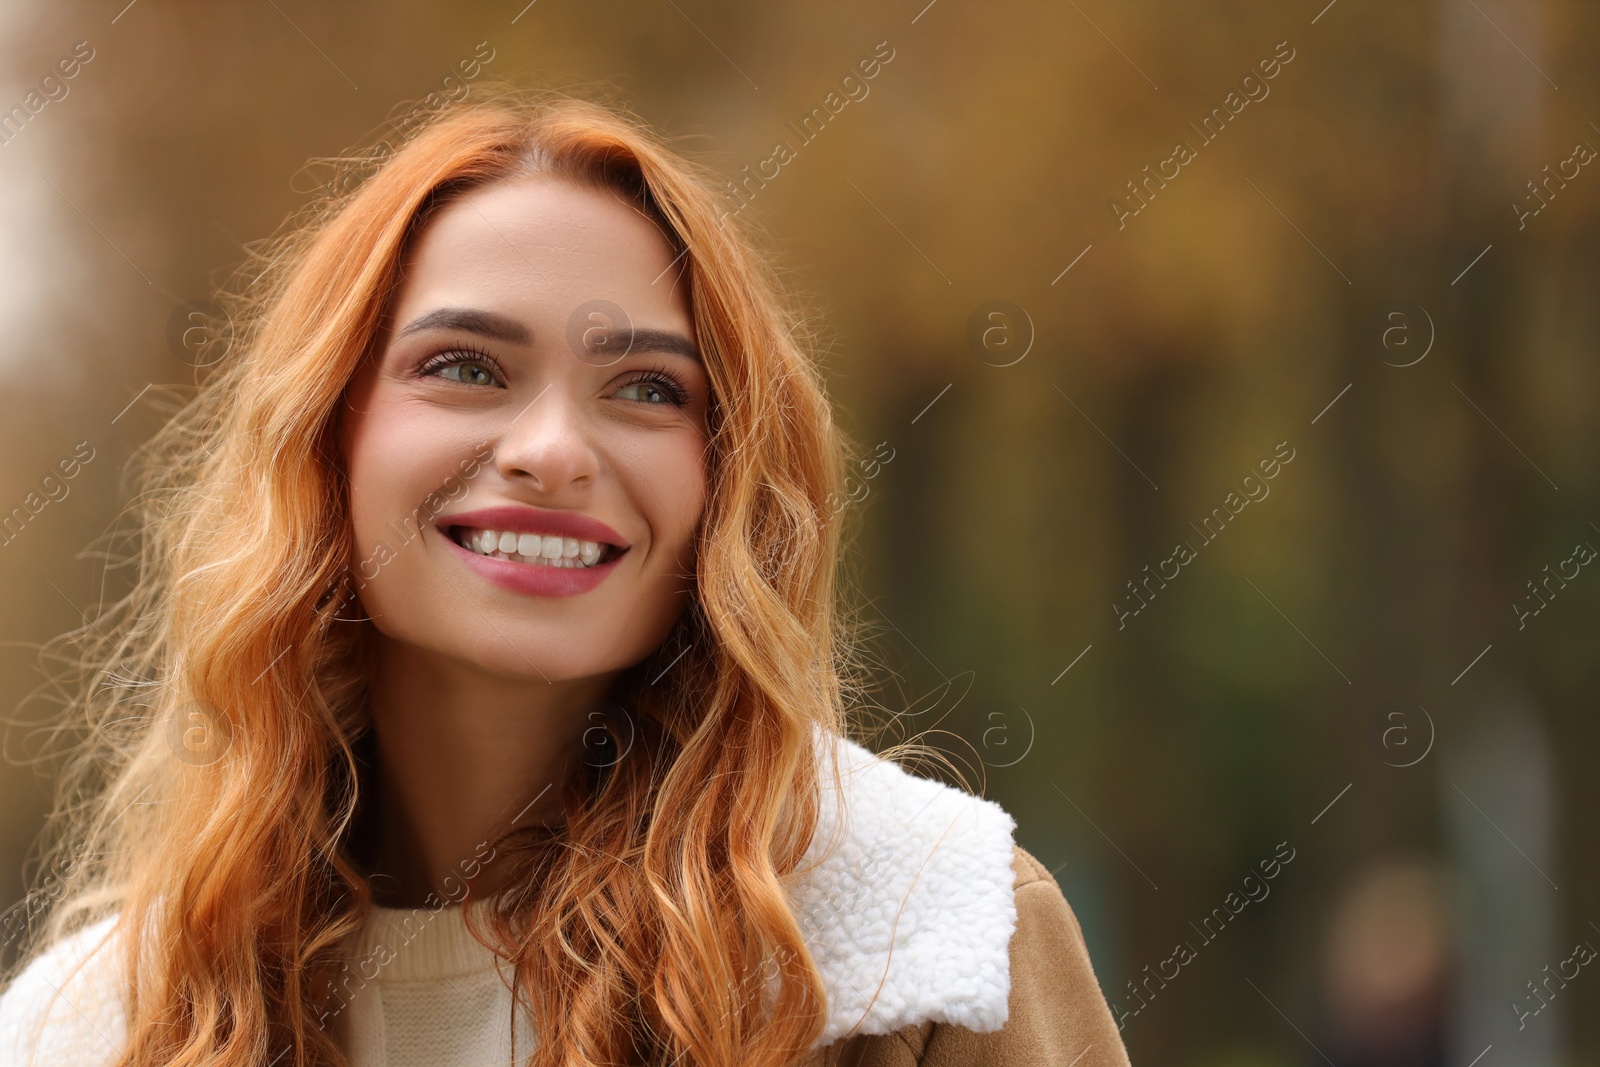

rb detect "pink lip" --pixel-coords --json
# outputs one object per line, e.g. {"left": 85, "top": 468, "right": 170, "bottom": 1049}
{"left": 440, "top": 531, "right": 625, "bottom": 598}
{"left": 434, "top": 505, "right": 632, "bottom": 599}
{"left": 436, "top": 505, "right": 631, "bottom": 548}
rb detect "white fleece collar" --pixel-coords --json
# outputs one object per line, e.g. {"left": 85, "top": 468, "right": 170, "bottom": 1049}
{"left": 790, "top": 730, "right": 1020, "bottom": 1048}
{"left": 0, "top": 733, "right": 1020, "bottom": 1062}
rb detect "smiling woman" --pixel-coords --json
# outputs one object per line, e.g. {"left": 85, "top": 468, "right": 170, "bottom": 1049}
{"left": 340, "top": 175, "right": 714, "bottom": 690}
{"left": 0, "top": 89, "right": 1129, "bottom": 1067}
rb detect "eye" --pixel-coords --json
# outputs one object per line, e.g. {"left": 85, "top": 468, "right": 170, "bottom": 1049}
{"left": 416, "top": 347, "right": 505, "bottom": 387}
{"left": 613, "top": 368, "right": 691, "bottom": 406}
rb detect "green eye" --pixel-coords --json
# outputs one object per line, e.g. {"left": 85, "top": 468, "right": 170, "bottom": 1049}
{"left": 614, "top": 370, "right": 690, "bottom": 406}
{"left": 417, "top": 349, "right": 504, "bottom": 386}
{"left": 436, "top": 362, "right": 496, "bottom": 386}
{"left": 616, "top": 381, "right": 671, "bottom": 404}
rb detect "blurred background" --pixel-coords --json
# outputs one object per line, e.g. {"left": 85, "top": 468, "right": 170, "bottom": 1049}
{"left": 2, "top": 0, "right": 1597, "bottom": 1063}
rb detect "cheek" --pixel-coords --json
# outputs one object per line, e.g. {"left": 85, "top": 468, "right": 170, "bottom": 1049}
{"left": 603, "top": 433, "right": 707, "bottom": 665}
{"left": 620, "top": 433, "right": 708, "bottom": 562}
{"left": 340, "top": 392, "right": 477, "bottom": 578}
{"left": 343, "top": 402, "right": 421, "bottom": 542}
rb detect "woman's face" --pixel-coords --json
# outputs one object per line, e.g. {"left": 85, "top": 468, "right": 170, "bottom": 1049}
{"left": 340, "top": 176, "right": 711, "bottom": 683}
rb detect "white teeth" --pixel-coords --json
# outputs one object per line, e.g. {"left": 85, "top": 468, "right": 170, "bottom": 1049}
{"left": 456, "top": 527, "right": 612, "bottom": 569}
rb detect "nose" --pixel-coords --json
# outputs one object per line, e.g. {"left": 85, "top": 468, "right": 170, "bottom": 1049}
{"left": 491, "top": 386, "right": 599, "bottom": 494}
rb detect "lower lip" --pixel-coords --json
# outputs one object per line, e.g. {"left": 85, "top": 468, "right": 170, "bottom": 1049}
{"left": 440, "top": 528, "right": 625, "bottom": 598}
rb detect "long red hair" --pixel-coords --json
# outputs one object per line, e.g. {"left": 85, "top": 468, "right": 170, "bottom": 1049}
{"left": 15, "top": 87, "right": 861, "bottom": 1066}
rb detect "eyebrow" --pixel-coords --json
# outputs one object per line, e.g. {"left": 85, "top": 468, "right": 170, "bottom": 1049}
{"left": 397, "top": 307, "right": 531, "bottom": 346}
{"left": 587, "top": 326, "right": 700, "bottom": 363}
{"left": 395, "top": 306, "right": 699, "bottom": 362}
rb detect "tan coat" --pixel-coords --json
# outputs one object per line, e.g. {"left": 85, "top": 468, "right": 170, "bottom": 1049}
{"left": 796, "top": 846, "right": 1131, "bottom": 1067}
{"left": 0, "top": 730, "right": 1134, "bottom": 1067}
{"left": 0, "top": 850, "right": 1132, "bottom": 1067}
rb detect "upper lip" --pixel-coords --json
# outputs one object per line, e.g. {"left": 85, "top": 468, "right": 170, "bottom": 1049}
{"left": 436, "top": 505, "right": 631, "bottom": 549}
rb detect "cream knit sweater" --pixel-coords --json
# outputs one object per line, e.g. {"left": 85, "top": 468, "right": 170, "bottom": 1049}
{"left": 0, "top": 732, "right": 1026, "bottom": 1067}
{"left": 332, "top": 898, "right": 538, "bottom": 1066}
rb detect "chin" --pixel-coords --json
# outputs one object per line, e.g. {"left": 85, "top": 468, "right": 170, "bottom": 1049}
{"left": 358, "top": 568, "right": 691, "bottom": 685}
{"left": 479, "top": 647, "right": 620, "bottom": 684}
{"left": 439, "top": 621, "right": 669, "bottom": 685}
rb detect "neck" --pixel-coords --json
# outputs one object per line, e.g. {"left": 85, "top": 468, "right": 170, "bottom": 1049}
{"left": 357, "top": 631, "right": 619, "bottom": 908}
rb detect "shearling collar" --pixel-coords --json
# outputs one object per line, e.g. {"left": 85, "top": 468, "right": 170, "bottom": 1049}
{"left": 0, "top": 732, "right": 1021, "bottom": 1061}
{"left": 342, "top": 728, "right": 1022, "bottom": 1048}
{"left": 790, "top": 730, "right": 1020, "bottom": 1047}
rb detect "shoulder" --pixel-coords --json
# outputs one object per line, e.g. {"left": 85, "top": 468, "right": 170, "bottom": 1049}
{"left": 0, "top": 913, "right": 127, "bottom": 1067}
{"left": 915, "top": 847, "right": 1132, "bottom": 1065}
{"left": 788, "top": 731, "right": 1131, "bottom": 1065}
{"left": 785, "top": 731, "right": 1018, "bottom": 1045}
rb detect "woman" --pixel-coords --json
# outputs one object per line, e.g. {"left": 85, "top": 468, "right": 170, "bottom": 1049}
{"left": 0, "top": 91, "right": 1130, "bottom": 1066}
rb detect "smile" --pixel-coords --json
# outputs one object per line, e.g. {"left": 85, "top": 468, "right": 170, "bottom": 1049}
{"left": 447, "top": 526, "right": 620, "bottom": 569}
{"left": 434, "top": 505, "right": 632, "bottom": 598}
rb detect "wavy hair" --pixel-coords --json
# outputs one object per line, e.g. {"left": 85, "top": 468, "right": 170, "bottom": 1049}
{"left": 10, "top": 87, "right": 862, "bottom": 1067}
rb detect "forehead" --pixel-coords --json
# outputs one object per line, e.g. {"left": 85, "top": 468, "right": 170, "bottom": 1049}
{"left": 394, "top": 176, "right": 691, "bottom": 327}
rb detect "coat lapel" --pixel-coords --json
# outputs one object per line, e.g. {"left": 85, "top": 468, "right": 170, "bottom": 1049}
{"left": 787, "top": 731, "right": 1020, "bottom": 1048}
